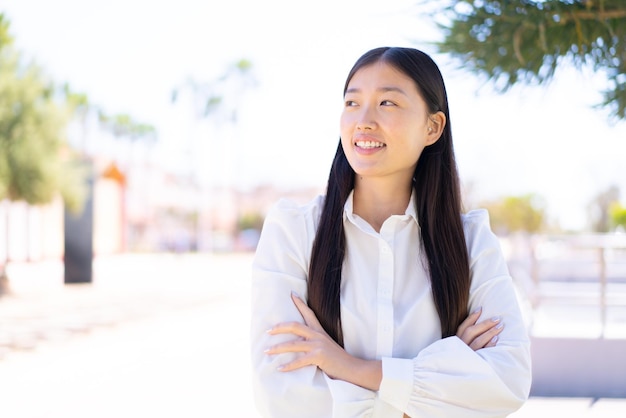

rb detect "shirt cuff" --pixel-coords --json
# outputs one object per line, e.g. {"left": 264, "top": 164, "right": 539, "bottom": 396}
{"left": 378, "top": 357, "right": 414, "bottom": 412}
{"left": 323, "top": 374, "right": 376, "bottom": 416}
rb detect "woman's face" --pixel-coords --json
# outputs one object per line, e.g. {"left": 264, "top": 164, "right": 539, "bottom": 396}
{"left": 340, "top": 61, "right": 442, "bottom": 184}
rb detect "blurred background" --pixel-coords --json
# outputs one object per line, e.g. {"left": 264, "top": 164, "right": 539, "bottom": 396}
{"left": 0, "top": 0, "right": 625, "bottom": 416}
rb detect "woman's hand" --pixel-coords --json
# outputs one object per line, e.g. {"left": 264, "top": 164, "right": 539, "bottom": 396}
{"left": 265, "top": 292, "right": 382, "bottom": 391}
{"left": 265, "top": 292, "right": 348, "bottom": 378}
{"left": 456, "top": 307, "right": 504, "bottom": 351}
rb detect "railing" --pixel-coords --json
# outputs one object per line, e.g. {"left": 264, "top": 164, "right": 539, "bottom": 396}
{"left": 503, "top": 233, "right": 626, "bottom": 338}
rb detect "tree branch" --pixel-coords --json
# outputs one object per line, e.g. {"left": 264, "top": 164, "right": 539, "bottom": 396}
{"left": 565, "top": 10, "right": 626, "bottom": 22}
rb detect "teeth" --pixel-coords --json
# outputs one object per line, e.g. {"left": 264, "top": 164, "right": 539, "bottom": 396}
{"left": 356, "top": 141, "right": 384, "bottom": 149}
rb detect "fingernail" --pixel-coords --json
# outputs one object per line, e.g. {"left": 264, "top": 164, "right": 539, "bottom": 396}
{"left": 490, "top": 335, "right": 499, "bottom": 344}
{"left": 291, "top": 291, "right": 300, "bottom": 299}
{"left": 472, "top": 306, "right": 482, "bottom": 314}
{"left": 265, "top": 328, "right": 274, "bottom": 334}
{"left": 491, "top": 316, "right": 501, "bottom": 323}
{"left": 496, "top": 322, "right": 504, "bottom": 330}
{"left": 276, "top": 365, "right": 285, "bottom": 371}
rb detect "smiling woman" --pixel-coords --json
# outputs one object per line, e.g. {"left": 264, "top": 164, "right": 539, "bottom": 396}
{"left": 250, "top": 47, "right": 532, "bottom": 417}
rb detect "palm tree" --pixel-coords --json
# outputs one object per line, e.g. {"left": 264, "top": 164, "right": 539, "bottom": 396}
{"left": 171, "top": 58, "right": 257, "bottom": 251}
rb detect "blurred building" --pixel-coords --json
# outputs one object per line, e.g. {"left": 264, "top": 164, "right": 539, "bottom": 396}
{"left": 0, "top": 158, "right": 323, "bottom": 262}
{"left": 0, "top": 198, "right": 64, "bottom": 263}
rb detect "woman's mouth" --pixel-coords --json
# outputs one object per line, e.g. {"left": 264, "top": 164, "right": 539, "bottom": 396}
{"left": 355, "top": 140, "right": 385, "bottom": 149}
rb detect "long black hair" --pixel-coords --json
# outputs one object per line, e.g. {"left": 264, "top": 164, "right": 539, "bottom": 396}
{"left": 307, "top": 47, "right": 470, "bottom": 345}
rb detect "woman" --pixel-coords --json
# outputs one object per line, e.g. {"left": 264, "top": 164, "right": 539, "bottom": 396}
{"left": 250, "top": 47, "right": 531, "bottom": 417}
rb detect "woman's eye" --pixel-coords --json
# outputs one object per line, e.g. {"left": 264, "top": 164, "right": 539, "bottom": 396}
{"left": 381, "top": 100, "right": 396, "bottom": 106}
{"left": 344, "top": 100, "right": 358, "bottom": 107}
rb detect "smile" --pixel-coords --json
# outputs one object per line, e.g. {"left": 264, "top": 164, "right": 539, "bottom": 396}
{"left": 355, "top": 140, "right": 385, "bottom": 149}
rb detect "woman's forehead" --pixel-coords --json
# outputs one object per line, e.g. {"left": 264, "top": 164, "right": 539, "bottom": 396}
{"left": 346, "top": 62, "right": 418, "bottom": 93}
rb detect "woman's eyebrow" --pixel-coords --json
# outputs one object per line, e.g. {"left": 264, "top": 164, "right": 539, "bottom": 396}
{"left": 378, "top": 86, "right": 408, "bottom": 95}
{"left": 344, "top": 86, "right": 408, "bottom": 95}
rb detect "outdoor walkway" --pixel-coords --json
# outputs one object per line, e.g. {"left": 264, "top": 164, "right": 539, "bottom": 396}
{"left": 1, "top": 253, "right": 625, "bottom": 417}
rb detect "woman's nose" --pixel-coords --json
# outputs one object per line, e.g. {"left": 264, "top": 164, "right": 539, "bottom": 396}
{"left": 356, "top": 106, "right": 376, "bottom": 130}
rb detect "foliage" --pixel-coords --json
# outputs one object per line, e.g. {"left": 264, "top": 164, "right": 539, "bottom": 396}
{"left": 98, "top": 112, "right": 156, "bottom": 142}
{"left": 609, "top": 201, "right": 626, "bottom": 229}
{"left": 62, "top": 83, "right": 90, "bottom": 123}
{"left": 587, "top": 184, "right": 620, "bottom": 232}
{"left": 434, "top": 0, "right": 626, "bottom": 120}
{"left": 481, "top": 193, "right": 546, "bottom": 234}
{"left": 237, "top": 211, "right": 265, "bottom": 231}
{"left": 172, "top": 58, "right": 257, "bottom": 122}
{"left": 0, "top": 14, "right": 11, "bottom": 49}
{"left": 0, "top": 27, "right": 86, "bottom": 212}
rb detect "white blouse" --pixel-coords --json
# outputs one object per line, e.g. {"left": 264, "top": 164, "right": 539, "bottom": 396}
{"left": 250, "top": 192, "right": 531, "bottom": 418}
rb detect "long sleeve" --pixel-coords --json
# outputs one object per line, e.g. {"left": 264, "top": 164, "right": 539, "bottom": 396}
{"left": 377, "top": 209, "right": 532, "bottom": 417}
{"left": 250, "top": 197, "right": 334, "bottom": 417}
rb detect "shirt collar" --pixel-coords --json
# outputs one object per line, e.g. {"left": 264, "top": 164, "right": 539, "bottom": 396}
{"left": 343, "top": 190, "right": 419, "bottom": 225}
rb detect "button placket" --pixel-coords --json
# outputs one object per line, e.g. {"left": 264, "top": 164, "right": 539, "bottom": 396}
{"left": 376, "top": 231, "right": 395, "bottom": 358}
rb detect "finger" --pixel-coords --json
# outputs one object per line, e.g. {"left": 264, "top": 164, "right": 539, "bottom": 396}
{"left": 485, "top": 335, "right": 499, "bottom": 348}
{"left": 265, "top": 339, "right": 312, "bottom": 355}
{"left": 276, "top": 354, "right": 317, "bottom": 372}
{"left": 267, "top": 321, "right": 314, "bottom": 338}
{"left": 291, "top": 292, "right": 324, "bottom": 332}
{"left": 456, "top": 307, "right": 482, "bottom": 337}
{"left": 459, "top": 316, "right": 501, "bottom": 345}
{"left": 469, "top": 322, "right": 504, "bottom": 350}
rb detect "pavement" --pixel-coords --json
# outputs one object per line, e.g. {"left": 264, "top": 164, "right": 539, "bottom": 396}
{"left": 0, "top": 253, "right": 625, "bottom": 417}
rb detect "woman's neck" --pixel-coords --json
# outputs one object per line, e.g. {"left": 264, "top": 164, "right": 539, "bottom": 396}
{"left": 352, "top": 177, "right": 412, "bottom": 233}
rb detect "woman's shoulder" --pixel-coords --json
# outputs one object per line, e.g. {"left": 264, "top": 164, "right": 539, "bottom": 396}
{"left": 462, "top": 208, "right": 511, "bottom": 288}
{"left": 461, "top": 208, "right": 490, "bottom": 231}
{"left": 461, "top": 208, "right": 499, "bottom": 248}
{"left": 257, "top": 195, "right": 325, "bottom": 258}
{"left": 264, "top": 194, "right": 325, "bottom": 231}
{"left": 269, "top": 194, "right": 325, "bottom": 218}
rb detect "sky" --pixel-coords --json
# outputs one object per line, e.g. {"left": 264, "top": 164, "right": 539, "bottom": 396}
{"left": 2, "top": 0, "right": 625, "bottom": 230}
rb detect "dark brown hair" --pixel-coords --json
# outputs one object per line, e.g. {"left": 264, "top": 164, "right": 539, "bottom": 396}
{"left": 307, "top": 47, "right": 470, "bottom": 345}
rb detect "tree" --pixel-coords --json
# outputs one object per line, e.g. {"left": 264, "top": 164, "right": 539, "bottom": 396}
{"left": 172, "top": 58, "right": 256, "bottom": 122}
{"left": 587, "top": 184, "right": 620, "bottom": 232}
{"left": 60, "top": 81, "right": 157, "bottom": 169}
{"left": 0, "top": 14, "right": 11, "bottom": 50}
{"left": 0, "top": 16, "right": 86, "bottom": 210}
{"left": 97, "top": 110, "right": 157, "bottom": 169}
{"left": 97, "top": 112, "right": 156, "bottom": 142}
{"left": 0, "top": 14, "right": 88, "bottom": 293}
{"left": 0, "top": 13, "right": 160, "bottom": 289}
{"left": 481, "top": 194, "right": 547, "bottom": 234}
{"left": 609, "top": 201, "right": 626, "bottom": 230}
{"left": 434, "top": 0, "right": 626, "bottom": 120}
{"left": 171, "top": 58, "right": 257, "bottom": 251}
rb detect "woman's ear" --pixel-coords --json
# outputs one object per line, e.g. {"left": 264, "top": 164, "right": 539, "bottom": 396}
{"left": 426, "top": 111, "right": 446, "bottom": 145}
